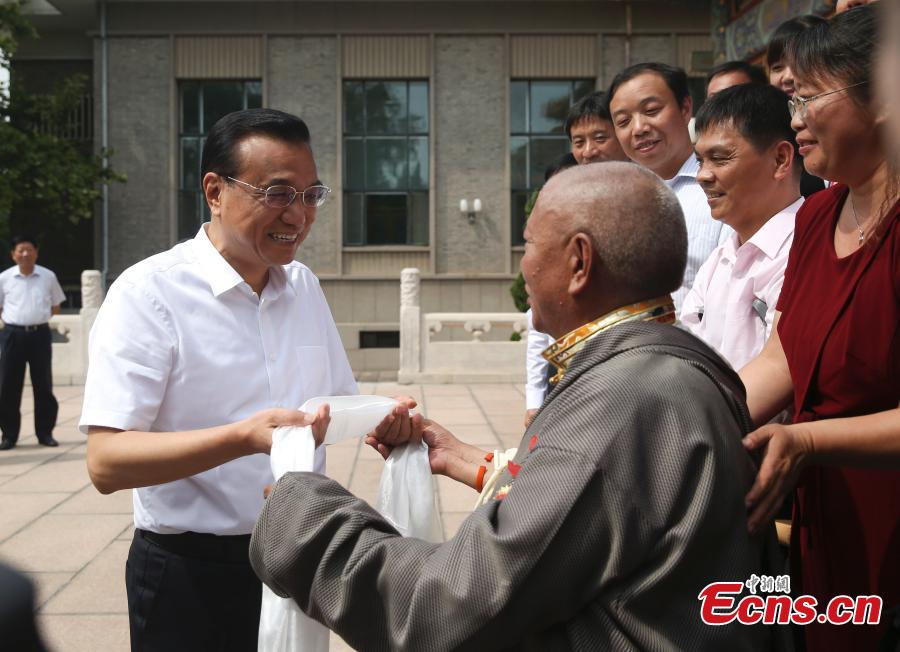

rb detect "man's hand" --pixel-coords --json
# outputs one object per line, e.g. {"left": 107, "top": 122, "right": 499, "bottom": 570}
{"left": 743, "top": 423, "right": 813, "bottom": 534}
{"left": 524, "top": 409, "right": 539, "bottom": 428}
{"left": 242, "top": 404, "right": 331, "bottom": 454}
{"left": 364, "top": 397, "right": 422, "bottom": 459}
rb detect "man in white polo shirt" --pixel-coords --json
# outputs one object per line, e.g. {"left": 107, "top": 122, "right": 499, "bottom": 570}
{"left": 80, "top": 109, "right": 371, "bottom": 650}
{"left": 609, "top": 63, "right": 730, "bottom": 310}
{"left": 0, "top": 235, "right": 66, "bottom": 450}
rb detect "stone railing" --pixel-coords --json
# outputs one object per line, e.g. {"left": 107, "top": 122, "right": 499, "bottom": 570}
{"left": 46, "top": 270, "right": 103, "bottom": 385}
{"left": 398, "top": 268, "right": 527, "bottom": 384}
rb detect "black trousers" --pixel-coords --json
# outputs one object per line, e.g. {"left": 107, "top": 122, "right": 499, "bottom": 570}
{"left": 0, "top": 325, "right": 58, "bottom": 443}
{"left": 126, "top": 529, "right": 262, "bottom": 652}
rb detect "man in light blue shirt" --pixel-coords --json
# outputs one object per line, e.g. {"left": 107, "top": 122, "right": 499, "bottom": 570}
{"left": 609, "top": 63, "right": 730, "bottom": 310}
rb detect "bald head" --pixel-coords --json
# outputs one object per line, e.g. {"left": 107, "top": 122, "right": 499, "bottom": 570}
{"left": 547, "top": 162, "right": 685, "bottom": 295}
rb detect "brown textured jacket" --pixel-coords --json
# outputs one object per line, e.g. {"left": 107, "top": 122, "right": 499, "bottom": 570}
{"left": 251, "top": 322, "right": 790, "bottom": 651}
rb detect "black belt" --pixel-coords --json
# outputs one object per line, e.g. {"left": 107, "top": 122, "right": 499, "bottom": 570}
{"left": 3, "top": 323, "right": 48, "bottom": 333}
{"left": 137, "top": 529, "right": 252, "bottom": 564}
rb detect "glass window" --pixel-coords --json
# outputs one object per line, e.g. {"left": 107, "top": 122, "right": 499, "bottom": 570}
{"left": 343, "top": 80, "right": 429, "bottom": 246}
{"left": 509, "top": 80, "right": 593, "bottom": 245}
{"left": 177, "top": 80, "right": 262, "bottom": 241}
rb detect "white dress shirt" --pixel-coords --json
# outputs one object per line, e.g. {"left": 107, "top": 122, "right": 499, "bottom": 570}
{"left": 0, "top": 264, "right": 66, "bottom": 325}
{"left": 664, "top": 155, "right": 732, "bottom": 310}
{"left": 79, "top": 224, "right": 357, "bottom": 535}
{"left": 524, "top": 309, "right": 554, "bottom": 410}
{"left": 680, "top": 198, "right": 801, "bottom": 371}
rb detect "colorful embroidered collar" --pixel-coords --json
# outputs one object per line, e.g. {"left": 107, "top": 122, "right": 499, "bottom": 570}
{"left": 542, "top": 296, "right": 676, "bottom": 384}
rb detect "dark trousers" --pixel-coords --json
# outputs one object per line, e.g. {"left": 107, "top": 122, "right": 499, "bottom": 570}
{"left": 0, "top": 325, "right": 58, "bottom": 443}
{"left": 126, "top": 529, "right": 262, "bottom": 652}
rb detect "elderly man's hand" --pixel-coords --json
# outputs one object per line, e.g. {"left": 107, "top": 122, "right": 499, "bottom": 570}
{"left": 243, "top": 404, "right": 331, "bottom": 454}
{"left": 364, "top": 397, "right": 422, "bottom": 459}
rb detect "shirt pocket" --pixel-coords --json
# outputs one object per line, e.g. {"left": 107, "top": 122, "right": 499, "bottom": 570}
{"left": 296, "top": 345, "right": 333, "bottom": 401}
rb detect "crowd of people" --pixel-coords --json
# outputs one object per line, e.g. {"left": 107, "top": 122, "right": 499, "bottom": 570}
{"left": 0, "top": 0, "right": 888, "bottom": 650}
{"left": 516, "top": 3, "right": 898, "bottom": 650}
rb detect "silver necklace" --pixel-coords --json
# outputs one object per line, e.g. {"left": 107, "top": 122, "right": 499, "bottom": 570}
{"left": 849, "top": 195, "right": 865, "bottom": 245}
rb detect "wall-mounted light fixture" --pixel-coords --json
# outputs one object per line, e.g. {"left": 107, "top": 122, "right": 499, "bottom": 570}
{"left": 459, "top": 198, "right": 482, "bottom": 224}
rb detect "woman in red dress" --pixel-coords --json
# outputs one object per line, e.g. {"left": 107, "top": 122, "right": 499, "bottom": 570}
{"left": 739, "top": 7, "right": 900, "bottom": 650}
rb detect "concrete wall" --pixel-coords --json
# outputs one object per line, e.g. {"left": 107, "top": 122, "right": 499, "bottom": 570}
{"left": 102, "top": 2, "right": 710, "bottom": 35}
{"left": 433, "top": 36, "right": 508, "bottom": 274}
{"left": 101, "top": 37, "right": 172, "bottom": 277}
{"left": 268, "top": 36, "right": 341, "bottom": 275}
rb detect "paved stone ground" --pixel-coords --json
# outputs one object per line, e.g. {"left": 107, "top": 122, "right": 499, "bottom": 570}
{"left": 0, "top": 382, "right": 527, "bottom": 651}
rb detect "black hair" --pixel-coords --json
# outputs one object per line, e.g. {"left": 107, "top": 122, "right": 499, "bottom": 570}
{"left": 200, "top": 108, "right": 312, "bottom": 181}
{"left": 706, "top": 60, "right": 768, "bottom": 90}
{"left": 787, "top": 6, "right": 876, "bottom": 108}
{"left": 608, "top": 62, "right": 690, "bottom": 107}
{"left": 544, "top": 152, "right": 578, "bottom": 182}
{"left": 695, "top": 83, "right": 801, "bottom": 170}
{"left": 766, "top": 14, "right": 827, "bottom": 68}
{"left": 11, "top": 235, "right": 37, "bottom": 249}
{"left": 564, "top": 91, "right": 612, "bottom": 140}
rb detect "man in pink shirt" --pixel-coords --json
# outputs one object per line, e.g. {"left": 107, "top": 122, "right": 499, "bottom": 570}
{"left": 681, "top": 83, "right": 802, "bottom": 370}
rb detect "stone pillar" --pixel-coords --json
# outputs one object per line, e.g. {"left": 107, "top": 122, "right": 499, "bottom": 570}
{"left": 398, "top": 268, "right": 421, "bottom": 384}
{"left": 81, "top": 270, "right": 104, "bottom": 309}
{"left": 78, "top": 270, "right": 104, "bottom": 382}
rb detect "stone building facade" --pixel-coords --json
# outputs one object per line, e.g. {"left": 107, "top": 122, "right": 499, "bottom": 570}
{"left": 14, "top": 0, "right": 713, "bottom": 376}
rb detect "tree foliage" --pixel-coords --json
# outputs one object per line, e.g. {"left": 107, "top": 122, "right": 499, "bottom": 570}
{"left": 0, "top": 0, "right": 124, "bottom": 247}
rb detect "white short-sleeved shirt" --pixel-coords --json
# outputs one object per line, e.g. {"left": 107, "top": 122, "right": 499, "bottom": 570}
{"left": 681, "top": 198, "right": 801, "bottom": 371}
{"left": 79, "top": 224, "right": 357, "bottom": 535}
{"left": 664, "top": 156, "right": 732, "bottom": 310}
{"left": 0, "top": 264, "right": 66, "bottom": 325}
{"left": 525, "top": 309, "right": 555, "bottom": 409}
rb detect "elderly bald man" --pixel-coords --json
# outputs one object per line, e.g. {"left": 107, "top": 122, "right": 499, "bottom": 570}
{"left": 251, "top": 163, "right": 787, "bottom": 651}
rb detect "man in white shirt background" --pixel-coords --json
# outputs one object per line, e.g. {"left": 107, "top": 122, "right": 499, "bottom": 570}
{"left": 609, "top": 62, "right": 730, "bottom": 310}
{"left": 79, "top": 108, "right": 413, "bottom": 650}
{"left": 0, "top": 235, "right": 66, "bottom": 450}
{"left": 681, "top": 83, "right": 802, "bottom": 371}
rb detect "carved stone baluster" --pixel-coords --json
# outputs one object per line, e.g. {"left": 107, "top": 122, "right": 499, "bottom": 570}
{"left": 464, "top": 319, "right": 491, "bottom": 342}
{"left": 398, "top": 268, "right": 421, "bottom": 383}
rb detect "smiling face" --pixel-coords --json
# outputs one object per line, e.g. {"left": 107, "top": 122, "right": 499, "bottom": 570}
{"left": 695, "top": 122, "right": 792, "bottom": 237}
{"left": 204, "top": 135, "right": 319, "bottom": 289}
{"left": 569, "top": 116, "right": 627, "bottom": 164}
{"left": 790, "top": 74, "right": 881, "bottom": 184}
{"left": 768, "top": 60, "right": 797, "bottom": 97}
{"left": 610, "top": 72, "right": 694, "bottom": 180}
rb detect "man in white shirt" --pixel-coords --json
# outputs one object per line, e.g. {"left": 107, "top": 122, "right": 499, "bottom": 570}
{"left": 0, "top": 236, "right": 66, "bottom": 450}
{"left": 681, "top": 84, "right": 802, "bottom": 371}
{"left": 79, "top": 109, "right": 407, "bottom": 650}
{"left": 609, "top": 63, "right": 730, "bottom": 310}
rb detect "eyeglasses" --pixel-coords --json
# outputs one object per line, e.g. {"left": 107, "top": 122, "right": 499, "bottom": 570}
{"left": 225, "top": 176, "right": 332, "bottom": 208}
{"left": 787, "top": 82, "right": 865, "bottom": 120}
